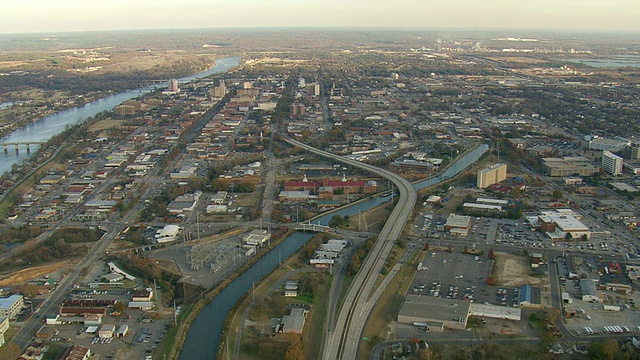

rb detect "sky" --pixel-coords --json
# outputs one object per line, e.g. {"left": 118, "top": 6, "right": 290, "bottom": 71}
{"left": 3, "top": 0, "right": 639, "bottom": 34}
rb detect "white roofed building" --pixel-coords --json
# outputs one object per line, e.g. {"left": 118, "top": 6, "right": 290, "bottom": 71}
{"left": 155, "top": 225, "right": 181, "bottom": 243}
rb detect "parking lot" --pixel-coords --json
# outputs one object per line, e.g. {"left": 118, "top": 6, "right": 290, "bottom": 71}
{"left": 48, "top": 311, "right": 172, "bottom": 360}
{"left": 408, "top": 251, "right": 518, "bottom": 307}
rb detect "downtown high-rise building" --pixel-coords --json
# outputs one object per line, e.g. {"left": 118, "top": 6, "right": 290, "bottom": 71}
{"left": 602, "top": 150, "right": 623, "bottom": 176}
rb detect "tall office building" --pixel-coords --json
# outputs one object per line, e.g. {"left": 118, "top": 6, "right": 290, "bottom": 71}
{"left": 306, "top": 83, "right": 321, "bottom": 96}
{"left": 477, "top": 163, "right": 508, "bottom": 189}
{"left": 602, "top": 151, "right": 623, "bottom": 176}
{"left": 625, "top": 142, "right": 640, "bottom": 159}
{"left": 212, "top": 80, "right": 227, "bottom": 98}
{"left": 167, "top": 79, "right": 179, "bottom": 93}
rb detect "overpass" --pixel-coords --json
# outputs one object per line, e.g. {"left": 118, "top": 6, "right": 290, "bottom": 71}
{"left": 0, "top": 141, "right": 46, "bottom": 153}
{"left": 282, "top": 136, "right": 417, "bottom": 360}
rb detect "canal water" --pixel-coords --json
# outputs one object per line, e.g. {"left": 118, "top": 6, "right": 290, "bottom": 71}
{"left": 179, "top": 143, "right": 489, "bottom": 359}
{"left": 178, "top": 231, "right": 315, "bottom": 360}
{"left": 0, "top": 57, "right": 241, "bottom": 176}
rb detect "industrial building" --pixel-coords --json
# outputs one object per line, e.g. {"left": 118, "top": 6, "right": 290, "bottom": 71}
{"left": 477, "top": 163, "right": 507, "bottom": 188}
{"left": 518, "top": 284, "right": 542, "bottom": 308}
{"left": 98, "top": 324, "right": 116, "bottom": 338}
{"left": 462, "top": 202, "right": 503, "bottom": 214}
{"left": 580, "top": 279, "right": 601, "bottom": 302}
{"left": 602, "top": 151, "right": 624, "bottom": 176}
{"left": 397, "top": 295, "right": 470, "bottom": 331}
{"left": 281, "top": 308, "right": 308, "bottom": 334}
{"left": 0, "top": 294, "right": 24, "bottom": 318}
{"left": 242, "top": 229, "right": 271, "bottom": 247}
{"left": 542, "top": 157, "right": 598, "bottom": 177}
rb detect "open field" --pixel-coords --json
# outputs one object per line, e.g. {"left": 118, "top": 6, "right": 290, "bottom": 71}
{"left": 87, "top": 119, "right": 126, "bottom": 132}
{"left": 0, "top": 260, "right": 72, "bottom": 286}
{"left": 346, "top": 202, "right": 392, "bottom": 233}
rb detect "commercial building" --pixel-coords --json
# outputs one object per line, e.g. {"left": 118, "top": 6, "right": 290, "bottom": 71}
{"left": 132, "top": 290, "right": 153, "bottom": 302}
{"left": 284, "top": 175, "right": 377, "bottom": 195}
{"left": 538, "top": 210, "right": 590, "bottom": 240}
{"left": 588, "top": 138, "right": 628, "bottom": 152}
{"left": 56, "top": 345, "right": 91, "bottom": 360}
{"left": 602, "top": 151, "right": 623, "bottom": 176}
{"left": 444, "top": 214, "right": 472, "bottom": 236}
{"left": 397, "top": 295, "right": 470, "bottom": 331}
{"left": 542, "top": 157, "right": 598, "bottom": 177}
{"left": 468, "top": 303, "right": 521, "bottom": 321}
{"left": 0, "top": 294, "right": 24, "bottom": 318}
{"left": 477, "top": 163, "right": 507, "bottom": 188}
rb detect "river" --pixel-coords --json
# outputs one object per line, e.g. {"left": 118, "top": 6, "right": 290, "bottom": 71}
{"left": 564, "top": 55, "right": 640, "bottom": 68}
{"left": 0, "top": 57, "right": 241, "bottom": 176}
{"left": 179, "top": 143, "right": 489, "bottom": 359}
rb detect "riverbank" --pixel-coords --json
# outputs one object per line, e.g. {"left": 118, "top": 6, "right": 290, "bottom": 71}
{"left": 0, "top": 57, "right": 237, "bottom": 177}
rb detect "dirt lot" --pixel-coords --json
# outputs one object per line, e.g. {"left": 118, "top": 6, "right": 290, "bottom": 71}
{"left": 0, "top": 260, "right": 72, "bottom": 286}
{"left": 152, "top": 259, "right": 183, "bottom": 277}
{"left": 492, "top": 252, "right": 543, "bottom": 287}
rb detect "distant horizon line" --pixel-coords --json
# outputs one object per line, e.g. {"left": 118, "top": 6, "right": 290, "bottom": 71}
{"left": 2, "top": 25, "right": 640, "bottom": 37}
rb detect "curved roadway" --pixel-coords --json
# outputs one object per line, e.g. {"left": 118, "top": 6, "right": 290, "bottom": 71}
{"left": 282, "top": 136, "right": 417, "bottom": 360}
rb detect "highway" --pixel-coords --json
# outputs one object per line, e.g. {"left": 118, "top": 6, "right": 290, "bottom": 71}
{"left": 282, "top": 136, "right": 417, "bottom": 360}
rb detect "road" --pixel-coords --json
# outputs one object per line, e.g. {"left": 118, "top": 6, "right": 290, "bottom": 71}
{"left": 281, "top": 136, "right": 417, "bottom": 360}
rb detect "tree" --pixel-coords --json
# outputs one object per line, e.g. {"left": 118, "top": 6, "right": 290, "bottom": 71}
{"left": 552, "top": 189, "right": 563, "bottom": 201}
{"left": 601, "top": 338, "right": 619, "bottom": 360}
{"left": 546, "top": 307, "right": 560, "bottom": 325}
{"left": 23, "top": 284, "right": 39, "bottom": 298}
{"left": 115, "top": 301, "right": 127, "bottom": 314}
{"left": 488, "top": 248, "right": 496, "bottom": 259}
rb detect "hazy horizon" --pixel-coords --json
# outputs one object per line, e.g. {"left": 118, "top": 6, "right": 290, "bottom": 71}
{"left": 3, "top": 0, "right": 639, "bottom": 35}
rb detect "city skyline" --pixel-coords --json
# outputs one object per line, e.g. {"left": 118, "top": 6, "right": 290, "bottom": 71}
{"left": 3, "top": 0, "right": 639, "bottom": 34}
